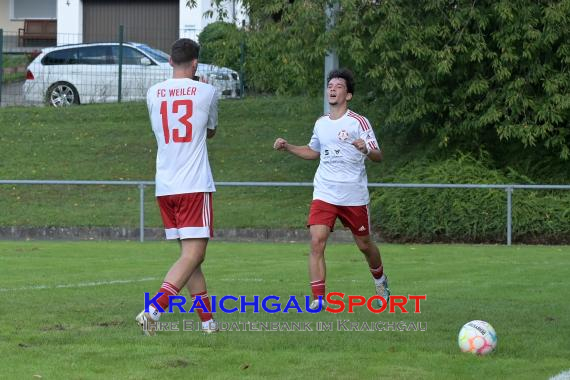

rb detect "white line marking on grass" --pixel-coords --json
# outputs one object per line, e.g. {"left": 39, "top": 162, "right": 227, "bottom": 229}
{"left": 0, "top": 277, "right": 158, "bottom": 292}
{"left": 219, "top": 278, "right": 369, "bottom": 283}
{"left": 551, "top": 370, "right": 570, "bottom": 380}
{"left": 0, "top": 277, "right": 369, "bottom": 293}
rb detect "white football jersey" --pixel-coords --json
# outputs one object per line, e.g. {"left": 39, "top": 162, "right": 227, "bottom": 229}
{"left": 147, "top": 78, "right": 218, "bottom": 196}
{"left": 308, "top": 110, "right": 380, "bottom": 206}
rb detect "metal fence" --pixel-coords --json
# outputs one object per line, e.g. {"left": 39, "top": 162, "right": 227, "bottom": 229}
{"left": 1, "top": 179, "right": 569, "bottom": 245}
{"left": 1, "top": 27, "right": 243, "bottom": 107}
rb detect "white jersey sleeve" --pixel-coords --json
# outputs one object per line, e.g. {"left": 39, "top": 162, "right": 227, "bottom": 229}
{"left": 357, "top": 115, "right": 380, "bottom": 153}
{"left": 206, "top": 89, "right": 219, "bottom": 130}
{"left": 308, "top": 126, "right": 321, "bottom": 152}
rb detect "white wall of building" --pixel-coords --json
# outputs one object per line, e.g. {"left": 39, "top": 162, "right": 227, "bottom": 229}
{"left": 49, "top": 0, "right": 246, "bottom": 46}
{"left": 180, "top": 0, "right": 247, "bottom": 41}
{"left": 179, "top": 0, "right": 205, "bottom": 41}
{"left": 0, "top": 0, "right": 23, "bottom": 31}
{"left": 217, "top": 0, "right": 248, "bottom": 27}
{"left": 56, "top": 0, "right": 82, "bottom": 45}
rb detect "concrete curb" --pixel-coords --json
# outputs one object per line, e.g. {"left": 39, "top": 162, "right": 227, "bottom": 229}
{"left": 0, "top": 226, "right": 381, "bottom": 243}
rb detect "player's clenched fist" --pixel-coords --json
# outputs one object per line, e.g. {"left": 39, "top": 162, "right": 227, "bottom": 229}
{"left": 273, "top": 138, "right": 288, "bottom": 151}
{"left": 351, "top": 138, "right": 368, "bottom": 154}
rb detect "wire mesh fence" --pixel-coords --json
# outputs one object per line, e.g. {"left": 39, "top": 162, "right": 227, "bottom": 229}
{"left": 1, "top": 26, "right": 243, "bottom": 107}
{"left": 1, "top": 180, "right": 570, "bottom": 244}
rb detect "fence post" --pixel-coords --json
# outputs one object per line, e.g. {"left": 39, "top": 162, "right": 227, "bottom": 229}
{"left": 118, "top": 25, "right": 124, "bottom": 103}
{"left": 240, "top": 21, "right": 245, "bottom": 98}
{"left": 0, "top": 29, "right": 3, "bottom": 106}
{"left": 323, "top": 1, "right": 339, "bottom": 114}
{"left": 506, "top": 186, "right": 513, "bottom": 246}
{"left": 139, "top": 183, "right": 145, "bottom": 242}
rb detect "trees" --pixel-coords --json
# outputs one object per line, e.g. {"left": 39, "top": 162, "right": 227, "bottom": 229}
{"left": 198, "top": 21, "right": 242, "bottom": 71}
{"left": 208, "top": 0, "right": 570, "bottom": 158}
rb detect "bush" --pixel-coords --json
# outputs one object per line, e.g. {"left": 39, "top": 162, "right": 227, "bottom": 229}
{"left": 512, "top": 191, "right": 570, "bottom": 243}
{"left": 198, "top": 21, "right": 242, "bottom": 71}
{"left": 370, "top": 153, "right": 570, "bottom": 243}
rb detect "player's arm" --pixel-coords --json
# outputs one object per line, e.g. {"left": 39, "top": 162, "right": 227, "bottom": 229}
{"left": 273, "top": 138, "right": 319, "bottom": 160}
{"left": 353, "top": 116, "right": 383, "bottom": 162}
{"left": 352, "top": 139, "right": 383, "bottom": 162}
{"left": 206, "top": 89, "right": 219, "bottom": 139}
{"left": 366, "top": 148, "right": 383, "bottom": 162}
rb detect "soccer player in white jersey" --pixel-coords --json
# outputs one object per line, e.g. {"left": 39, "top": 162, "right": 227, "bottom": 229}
{"left": 273, "top": 68, "right": 390, "bottom": 310}
{"left": 136, "top": 38, "right": 218, "bottom": 335}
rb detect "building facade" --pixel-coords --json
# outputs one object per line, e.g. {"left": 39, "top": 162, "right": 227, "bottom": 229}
{"left": 1, "top": 0, "right": 247, "bottom": 52}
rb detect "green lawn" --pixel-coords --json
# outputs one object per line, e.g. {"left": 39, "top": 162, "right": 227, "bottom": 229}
{"left": 1, "top": 53, "right": 29, "bottom": 83}
{"left": 0, "top": 241, "right": 568, "bottom": 379}
{"left": 0, "top": 97, "right": 402, "bottom": 228}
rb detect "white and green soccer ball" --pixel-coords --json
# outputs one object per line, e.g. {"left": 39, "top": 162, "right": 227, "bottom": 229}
{"left": 458, "top": 320, "right": 497, "bottom": 355}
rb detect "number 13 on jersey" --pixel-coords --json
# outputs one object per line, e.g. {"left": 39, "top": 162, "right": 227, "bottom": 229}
{"left": 159, "top": 99, "right": 193, "bottom": 144}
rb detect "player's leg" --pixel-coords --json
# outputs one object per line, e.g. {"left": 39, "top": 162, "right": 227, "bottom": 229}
{"left": 185, "top": 266, "right": 218, "bottom": 333}
{"left": 157, "top": 191, "right": 212, "bottom": 312}
{"left": 309, "top": 224, "right": 330, "bottom": 308}
{"left": 353, "top": 233, "right": 382, "bottom": 275}
{"left": 353, "top": 234, "right": 390, "bottom": 303}
{"left": 155, "top": 238, "right": 208, "bottom": 317}
{"left": 339, "top": 205, "right": 390, "bottom": 306}
{"left": 136, "top": 238, "right": 208, "bottom": 335}
{"left": 164, "top": 238, "right": 208, "bottom": 288}
{"left": 137, "top": 193, "right": 212, "bottom": 335}
{"left": 306, "top": 200, "right": 337, "bottom": 310}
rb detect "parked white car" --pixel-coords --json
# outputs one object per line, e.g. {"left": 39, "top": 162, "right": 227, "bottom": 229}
{"left": 23, "top": 42, "right": 240, "bottom": 107}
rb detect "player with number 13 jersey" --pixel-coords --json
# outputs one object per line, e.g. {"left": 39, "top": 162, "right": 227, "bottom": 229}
{"left": 147, "top": 72, "right": 218, "bottom": 197}
{"left": 136, "top": 39, "right": 219, "bottom": 336}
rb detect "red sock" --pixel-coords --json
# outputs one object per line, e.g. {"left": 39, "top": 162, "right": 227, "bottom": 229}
{"left": 370, "top": 265, "right": 384, "bottom": 280}
{"left": 191, "top": 291, "right": 213, "bottom": 322}
{"left": 310, "top": 279, "right": 325, "bottom": 300}
{"left": 155, "top": 282, "right": 180, "bottom": 311}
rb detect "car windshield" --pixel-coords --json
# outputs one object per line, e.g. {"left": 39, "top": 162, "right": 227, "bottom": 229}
{"left": 134, "top": 44, "right": 170, "bottom": 63}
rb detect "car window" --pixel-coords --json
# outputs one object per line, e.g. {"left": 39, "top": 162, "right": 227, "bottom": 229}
{"left": 135, "top": 44, "right": 169, "bottom": 63}
{"left": 210, "top": 72, "right": 230, "bottom": 80}
{"left": 42, "top": 48, "right": 79, "bottom": 65}
{"left": 77, "top": 46, "right": 115, "bottom": 65}
{"left": 109, "top": 46, "right": 149, "bottom": 65}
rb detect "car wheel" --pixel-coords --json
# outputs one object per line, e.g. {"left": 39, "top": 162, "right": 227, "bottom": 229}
{"left": 46, "top": 82, "right": 80, "bottom": 107}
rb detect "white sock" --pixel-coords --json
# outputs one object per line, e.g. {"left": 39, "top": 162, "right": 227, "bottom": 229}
{"left": 148, "top": 305, "right": 161, "bottom": 321}
{"left": 202, "top": 318, "right": 215, "bottom": 330}
{"left": 374, "top": 274, "right": 386, "bottom": 286}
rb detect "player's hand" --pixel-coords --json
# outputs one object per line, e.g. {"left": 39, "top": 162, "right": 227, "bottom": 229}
{"left": 273, "top": 138, "right": 288, "bottom": 151}
{"left": 352, "top": 138, "right": 369, "bottom": 155}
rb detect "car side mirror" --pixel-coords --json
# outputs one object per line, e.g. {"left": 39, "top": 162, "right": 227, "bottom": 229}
{"left": 140, "top": 57, "right": 152, "bottom": 66}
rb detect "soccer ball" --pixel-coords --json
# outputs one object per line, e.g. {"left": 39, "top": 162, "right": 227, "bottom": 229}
{"left": 458, "top": 320, "right": 497, "bottom": 355}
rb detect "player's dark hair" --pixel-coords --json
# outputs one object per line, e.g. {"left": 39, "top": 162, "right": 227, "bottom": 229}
{"left": 327, "top": 68, "right": 355, "bottom": 95}
{"left": 170, "top": 38, "right": 200, "bottom": 65}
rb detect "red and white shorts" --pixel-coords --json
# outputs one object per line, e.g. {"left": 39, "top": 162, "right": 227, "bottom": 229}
{"left": 156, "top": 192, "right": 213, "bottom": 240}
{"left": 307, "top": 199, "right": 371, "bottom": 236}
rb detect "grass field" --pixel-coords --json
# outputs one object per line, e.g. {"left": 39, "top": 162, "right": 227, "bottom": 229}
{"left": 1, "top": 54, "right": 29, "bottom": 83}
{"left": 0, "top": 99, "right": 318, "bottom": 228}
{"left": 0, "top": 97, "right": 423, "bottom": 229}
{"left": 1, "top": 241, "right": 569, "bottom": 379}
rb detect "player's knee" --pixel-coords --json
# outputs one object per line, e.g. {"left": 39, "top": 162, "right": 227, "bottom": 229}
{"left": 310, "top": 236, "right": 326, "bottom": 254}
{"left": 355, "top": 236, "right": 373, "bottom": 253}
{"left": 311, "top": 239, "right": 327, "bottom": 257}
{"left": 309, "top": 249, "right": 325, "bottom": 259}
{"left": 181, "top": 249, "right": 205, "bottom": 264}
